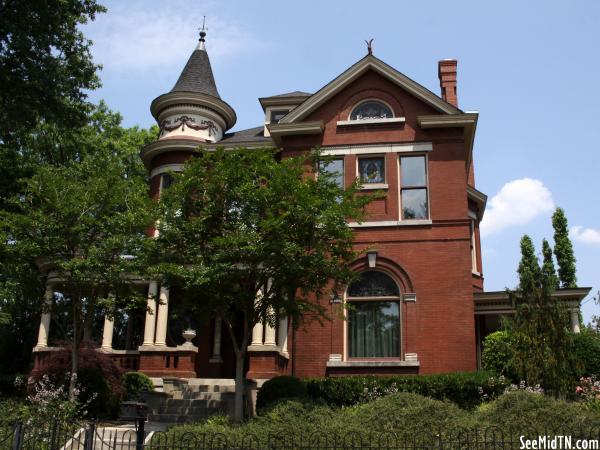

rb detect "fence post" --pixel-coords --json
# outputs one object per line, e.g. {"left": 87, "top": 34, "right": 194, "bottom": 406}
{"left": 84, "top": 422, "right": 96, "bottom": 450}
{"left": 136, "top": 417, "right": 145, "bottom": 450}
{"left": 49, "top": 420, "right": 58, "bottom": 450}
{"left": 12, "top": 423, "right": 23, "bottom": 450}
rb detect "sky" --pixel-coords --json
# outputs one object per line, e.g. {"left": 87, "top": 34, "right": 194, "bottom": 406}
{"left": 83, "top": 0, "right": 600, "bottom": 322}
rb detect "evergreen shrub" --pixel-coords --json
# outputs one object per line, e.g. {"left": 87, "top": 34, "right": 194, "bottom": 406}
{"left": 481, "top": 330, "right": 516, "bottom": 380}
{"left": 255, "top": 376, "right": 307, "bottom": 413}
{"left": 122, "top": 372, "right": 154, "bottom": 400}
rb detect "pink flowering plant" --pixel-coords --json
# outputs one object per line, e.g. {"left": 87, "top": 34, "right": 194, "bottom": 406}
{"left": 575, "top": 376, "right": 600, "bottom": 410}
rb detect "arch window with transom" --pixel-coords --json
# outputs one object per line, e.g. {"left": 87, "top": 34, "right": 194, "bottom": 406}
{"left": 346, "top": 270, "right": 401, "bottom": 359}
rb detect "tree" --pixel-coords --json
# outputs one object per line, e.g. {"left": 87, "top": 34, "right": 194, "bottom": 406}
{"left": 506, "top": 235, "right": 577, "bottom": 396}
{"left": 2, "top": 148, "right": 153, "bottom": 398}
{"left": 0, "top": 105, "right": 156, "bottom": 384}
{"left": 150, "top": 148, "right": 373, "bottom": 421}
{"left": 541, "top": 238, "right": 559, "bottom": 290}
{"left": 0, "top": 0, "right": 105, "bottom": 146}
{"left": 552, "top": 207, "right": 577, "bottom": 288}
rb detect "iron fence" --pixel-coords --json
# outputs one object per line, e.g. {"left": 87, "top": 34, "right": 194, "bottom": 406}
{"left": 2, "top": 421, "right": 600, "bottom": 450}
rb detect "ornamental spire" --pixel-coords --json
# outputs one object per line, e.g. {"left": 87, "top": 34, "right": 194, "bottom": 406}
{"left": 197, "top": 16, "right": 207, "bottom": 51}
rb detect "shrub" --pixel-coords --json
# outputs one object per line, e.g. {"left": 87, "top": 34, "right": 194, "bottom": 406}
{"left": 476, "top": 390, "right": 600, "bottom": 432}
{"left": 305, "top": 372, "right": 508, "bottom": 409}
{"left": 572, "top": 331, "right": 600, "bottom": 377}
{"left": 256, "top": 376, "right": 307, "bottom": 413}
{"left": 481, "top": 330, "right": 516, "bottom": 379}
{"left": 77, "top": 367, "right": 117, "bottom": 418}
{"left": 122, "top": 372, "right": 154, "bottom": 400}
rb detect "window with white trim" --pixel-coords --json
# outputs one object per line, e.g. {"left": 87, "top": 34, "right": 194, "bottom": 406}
{"left": 350, "top": 100, "right": 393, "bottom": 120}
{"left": 400, "top": 156, "right": 428, "bottom": 220}
{"left": 347, "top": 271, "right": 401, "bottom": 358}
{"left": 358, "top": 157, "right": 385, "bottom": 184}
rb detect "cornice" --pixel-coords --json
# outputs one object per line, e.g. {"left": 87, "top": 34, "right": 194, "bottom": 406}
{"left": 140, "top": 138, "right": 204, "bottom": 168}
{"left": 151, "top": 91, "right": 237, "bottom": 131}
{"left": 467, "top": 185, "right": 487, "bottom": 221}
{"left": 259, "top": 96, "right": 309, "bottom": 111}
{"left": 267, "top": 121, "right": 325, "bottom": 146}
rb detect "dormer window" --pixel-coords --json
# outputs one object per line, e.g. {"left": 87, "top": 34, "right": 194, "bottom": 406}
{"left": 350, "top": 100, "right": 393, "bottom": 120}
{"left": 270, "top": 110, "right": 289, "bottom": 124}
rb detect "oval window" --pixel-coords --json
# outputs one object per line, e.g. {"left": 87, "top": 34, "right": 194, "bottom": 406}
{"left": 350, "top": 101, "right": 393, "bottom": 121}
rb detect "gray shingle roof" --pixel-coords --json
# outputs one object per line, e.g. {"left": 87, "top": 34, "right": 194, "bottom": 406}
{"left": 219, "top": 126, "right": 271, "bottom": 145}
{"left": 171, "top": 49, "right": 220, "bottom": 98}
{"left": 268, "top": 91, "right": 312, "bottom": 98}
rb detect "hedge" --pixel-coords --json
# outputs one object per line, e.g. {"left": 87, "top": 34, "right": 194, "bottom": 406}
{"left": 257, "top": 372, "right": 508, "bottom": 411}
{"left": 256, "top": 376, "right": 307, "bottom": 413}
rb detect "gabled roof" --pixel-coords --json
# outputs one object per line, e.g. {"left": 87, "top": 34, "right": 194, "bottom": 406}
{"left": 280, "top": 54, "right": 461, "bottom": 124}
{"left": 171, "top": 48, "right": 220, "bottom": 98}
{"left": 268, "top": 91, "right": 312, "bottom": 98}
{"left": 259, "top": 91, "right": 312, "bottom": 111}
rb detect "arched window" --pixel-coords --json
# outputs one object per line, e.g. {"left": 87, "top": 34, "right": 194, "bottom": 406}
{"left": 349, "top": 100, "right": 393, "bottom": 121}
{"left": 347, "top": 271, "right": 400, "bottom": 358}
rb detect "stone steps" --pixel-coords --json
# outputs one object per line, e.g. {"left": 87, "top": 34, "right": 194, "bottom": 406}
{"left": 146, "top": 378, "right": 236, "bottom": 423}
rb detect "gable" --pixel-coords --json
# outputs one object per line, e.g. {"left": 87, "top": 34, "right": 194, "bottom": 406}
{"left": 280, "top": 55, "right": 461, "bottom": 125}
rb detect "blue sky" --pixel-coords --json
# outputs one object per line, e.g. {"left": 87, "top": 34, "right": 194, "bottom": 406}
{"left": 84, "top": 0, "right": 599, "bottom": 322}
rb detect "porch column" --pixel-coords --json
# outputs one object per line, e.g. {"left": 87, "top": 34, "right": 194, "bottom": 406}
{"left": 36, "top": 285, "right": 53, "bottom": 348}
{"left": 210, "top": 317, "right": 223, "bottom": 362}
{"left": 264, "top": 307, "right": 277, "bottom": 346}
{"left": 278, "top": 314, "right": 288, "bottom": 355}
{"left": 142, "top": 282, "right": 158, "bottom": 346}
{"left": 571, "top": 309, "right": 581, "bottom": 334}
{"left": 251, "top": 321, "right": 264, "bottom": 345}
{"left": 154, "top": 285, "right": 170, "bottom": 346}
{"left": 101, "top": 315, "right": 114, "bottom": 350}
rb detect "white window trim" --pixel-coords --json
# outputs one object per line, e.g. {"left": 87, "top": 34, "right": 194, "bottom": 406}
{"left": 337, "top": 117, "right": 406, "bottom": 127}
{"left": 357, "top": 154, "right": 386, "bottom": 186}
{"left": 348, "top": 219, "right": 432, "bottom": 228}
{"left": 321, "top": 142, "right": 432, "bottom": 156}
{"left": 399, "top": 153, "right": 430, "bottom": 222}
{"left": 469, "top": 210, "right": 479, "bottom": 275}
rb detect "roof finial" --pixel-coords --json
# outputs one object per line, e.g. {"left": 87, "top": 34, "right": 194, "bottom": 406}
{"left": 365, "top": 38, "right": 374, "bottom": 56}
{"left": 197, "top": 16, "right": 207, "bottom": 51}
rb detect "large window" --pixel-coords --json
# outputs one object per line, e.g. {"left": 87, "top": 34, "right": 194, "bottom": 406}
{"left": 400, "top": 156, "right": 428, "bottom": 220}
{"left": 318, "top": 159, "right": 344, "bottom": 189}
{"left": 347, "top": 271, "right": 400, "bottom": 358}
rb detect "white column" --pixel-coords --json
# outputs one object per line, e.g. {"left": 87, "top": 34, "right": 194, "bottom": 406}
{"left": 278, "top": 315, "right": 288, "bottom": 354}
{"left": 571, "top": 309, "right": 581, "bottom": 334}
{"left": 264, "top": 307, "right": 277, "bottom": 346}
{"left": 36, "top": 285, "right": 53, "bottom": 348}
{"left": 154, "top": 285, "right": 170, "bottom": 346}
{"left": 101, "top": 315, "right": 114, "bottom": 350}
{"left": 251, "top": 321, "right": 264, "bottom": 346}
{"left": 142, "top": 281, "right": 158, "bottom": 346}
{"left": 210, "top": 317, "right": 223, "bottom": 362}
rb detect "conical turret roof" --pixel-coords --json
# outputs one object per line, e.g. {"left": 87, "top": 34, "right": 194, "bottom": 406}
{"left": 171, "top": 45, "right": 220, "bottom": 98}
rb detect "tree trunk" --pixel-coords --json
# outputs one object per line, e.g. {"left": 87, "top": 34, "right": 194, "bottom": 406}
{"left": 233, "top": 350, "right": 245, "bottom": 422}
{"left": 69, "top": 298, "right": 80, "bottom": 400}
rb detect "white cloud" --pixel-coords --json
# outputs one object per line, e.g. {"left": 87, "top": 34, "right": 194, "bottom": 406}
{"left": 480, "top": 178, "right": 554, "bottom": 236}
{"left": 83, "top": 5, "right": 265, "bottom": 72}
{"left": 570, "top": 226, "right": 600, "bottom": 245}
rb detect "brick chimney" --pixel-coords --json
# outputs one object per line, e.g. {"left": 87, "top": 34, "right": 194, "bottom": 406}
{"left": 438, "top": 59, "right": 458, "bottom": 107}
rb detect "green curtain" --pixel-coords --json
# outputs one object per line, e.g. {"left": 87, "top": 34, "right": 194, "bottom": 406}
{"left": 348, "top": 301, "right": 399, "bottom": 357}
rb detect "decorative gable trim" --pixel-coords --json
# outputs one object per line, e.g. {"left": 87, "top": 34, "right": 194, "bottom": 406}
{"left": 280, "top": 55, "right": 461, "bottom": 124}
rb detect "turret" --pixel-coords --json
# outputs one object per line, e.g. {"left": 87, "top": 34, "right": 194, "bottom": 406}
{"left": 141, "top": 26, "right": 236, "bottom": 182}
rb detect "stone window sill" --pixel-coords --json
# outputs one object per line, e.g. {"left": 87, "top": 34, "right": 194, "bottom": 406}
{"left": 337, "top": 117, "right": 406, "bottom": 127}
{"left": 360, "top": 183, "right": 388, "bottom": 190}
{"left": 348, "top": 219, "right": 432, "bottom": 228}
{"left": 326, "top": 360, "right": 420, "bottom": 368}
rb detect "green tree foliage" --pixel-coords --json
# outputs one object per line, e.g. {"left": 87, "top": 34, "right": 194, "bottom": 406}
{"left": 481, "top": 330, "right": 517, "bottom": 380}
{"left": 1, "top": 142, "right": 153, "bottom": 397}
{"left": 541, "top": 238, "right": 559, "bottom": 290}
{"left": 552, "top": 208, "right": 577, "bottom": 288}
{"left": 505, "top": 235, "right": 577, "bottom": 397}
{"left": 0, "top": 105, "right": 156, "bottom": 383}
{"left": 0, "top": 0, "right": 105, "bottom": 146}
{"left": 150, "top": 148, "right": 374, "bottom": 420}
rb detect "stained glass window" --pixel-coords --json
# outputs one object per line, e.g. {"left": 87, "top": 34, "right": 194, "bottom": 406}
{"left": 359, "top": 157, "right": 385, "bottom": 184}
{"left": 350, "top": 101, "right": 393, "bottom": 120}
{"left": 347, "top": 271, "right": 400, "bottom": 297}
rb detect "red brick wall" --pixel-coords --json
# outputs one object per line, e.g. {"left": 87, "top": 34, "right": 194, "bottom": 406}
{"left": 280, "top": 68, "right": 478, "bottom": 377}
